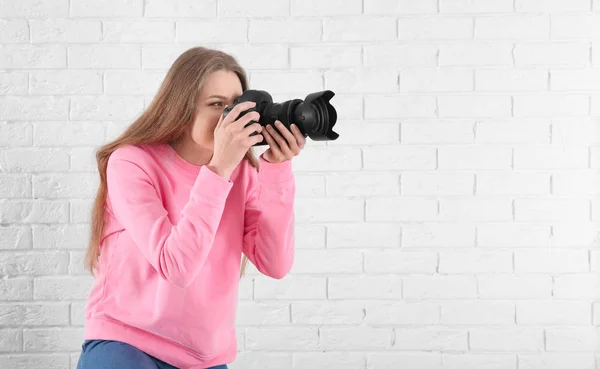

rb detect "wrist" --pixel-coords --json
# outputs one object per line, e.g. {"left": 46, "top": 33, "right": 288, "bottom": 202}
{"left": 207, "top": 160, "right": 232, "bottom": 180}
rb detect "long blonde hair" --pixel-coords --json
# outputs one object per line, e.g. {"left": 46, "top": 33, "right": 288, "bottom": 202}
{"left": 85, "top": 47, "right": 255, "bottom": 277}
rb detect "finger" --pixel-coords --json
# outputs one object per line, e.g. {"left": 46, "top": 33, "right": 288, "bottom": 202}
{"left": 232, "top": 111, "right": 261, "bottom": 131}
{"left": 289, "top": 124, "right": 306, "bottom": 150}
{"left": 266, "top": 124, "right": 293, "bottom": 157}
{"left": 274, "top": 121, "right": 301, "bottom": 155}
{"left": 221, "top": 101, "right": 257, "bottom": 127}
{"left": 241, "top": 122, "right": 263, "bottom": 137}
{"left": 262, "top": 128, "right": 282, "bottom": 157}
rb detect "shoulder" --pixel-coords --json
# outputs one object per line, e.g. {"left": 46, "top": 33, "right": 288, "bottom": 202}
{"left": 107, "top": 143, "right": 162, "bottom": 180}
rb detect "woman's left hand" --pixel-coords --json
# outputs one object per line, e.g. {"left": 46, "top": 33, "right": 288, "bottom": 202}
{"left": 261, "top": 120, "right": 306, "bottom": 163}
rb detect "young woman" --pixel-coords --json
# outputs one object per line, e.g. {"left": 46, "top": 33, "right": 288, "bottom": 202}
{"left": 76, "top": 47, "right": 304, "bottom": 369}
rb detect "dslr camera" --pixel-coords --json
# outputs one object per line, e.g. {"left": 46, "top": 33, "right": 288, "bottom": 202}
{"left": 222, "top": 90, "right": 338, "bottom": 146}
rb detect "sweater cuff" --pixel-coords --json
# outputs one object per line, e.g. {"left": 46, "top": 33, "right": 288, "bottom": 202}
{"left": 191, "top": 165, "right": 234, "bottom": 205}
{"left": 258, "top": 154, "right": 294, "bottom": 184}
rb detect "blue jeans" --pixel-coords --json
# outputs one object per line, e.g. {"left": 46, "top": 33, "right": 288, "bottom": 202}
{"left": 76, "top": 340, "right": 228, "bottom": 369}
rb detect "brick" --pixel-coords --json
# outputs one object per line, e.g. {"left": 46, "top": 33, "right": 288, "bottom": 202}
{"left": 0, "top": 303, "right": 69, "bottom": 326}
{"left": 551, "top": 15, "right": 598, "bottom": 39}
{"left": 439, "top": 43, "right": 513, "bottom": 66}
{"left": 442, "top": 354, "right": 517, "bottom": 369}
{"left": 398, "top": 16, "right": 473, "bottom": 40}
{"left": 0, "top": 0, "right": 68, "bottom": 17}
{"left": 551, "top": 223, "right": 597, "bottom": 248}
{"left": 294, "top": 225, "right": 325, "bottom": 249}
{"left": 0, "top": 252, "right": 69, "bottom": 276}
{"left": 516, "top": 198, "right": 590, "bottom": 222}
{"left": 545, "top": 328, "right": 598, "bottom": 351}
{"left": 296, "top": 199, "right": 363, "bottom": 223}
{"left": 363, "top": 147, "right": 436, "bottom": 170}
{"left": 401, "top": 120, "right": 475, "bottom": 144}
{"left": 514, "top": 145, "right": 588, "bottom": 169}
{"left": 324, "top": 17, "right": 396, "bottom": 41}
{"left": 68, "top": 45, "right": 140, "bottom": 69}
{"left": 438, "top": 146, "right": 512, "bottom": 170}
{"left": 475, "top": 120, "right": 550, "bottom": 143}
{"left": 33, "top": 174, "right": 97, "bottom": 199}
{"left": 219, "top": 0, "right": 289, "bottom": 16}
{"left": 105, "top": 71, "right": 165, "bottom": 96}
{"left": 0, "top": 278, "right": 33, "bottom": 301}
{"left": 518, "top": 353, "right": 595, "bottom": 369}
{"left": 514, "top": 249, "right": 589, "bottom": 273}
{"left": 325, "top": 94, "right": 362, "bottom": 120}
{"left": 517, "top": 301, "right": 590, "bottom": 325}
{"left": 403, "top": 276, "right": 477, "bottom": 299}
{"left": 0, "top": 20, "right": 29, "bottom": 43}
{"left": 394, "top": 328, "right": 468, "bottom": 350}
{"left": 440, "top": 0, "right": 514, "bottom": 13}
{"left": 30, "top": 71, "right": 102, "bottom": 95}
{"left": 295, "top": 175, "right": 325, "bottom": 197}
{"left": 475, "top": 15, "right": 550, "bottom": 39}
{"left": 0, "top": 354, "right": 69, "bottom": 369}
{"left": 326, "top": 121, "right": 400, "bottom": 145}
{"left": 34, "top": 122, "right": 105, "bottom": 146}
{"left": 0, "top": 328, "right": 22, "bottom": 352}
{"left": 326, "top": 172, "right": 398, "bottom": 197}
{"left": 176, "top": 20, "right": 246, "bottom": 43}
{"left": 441, "top": 301, "right": 515, "bottom": 325}
{"left": 553, "top": 275, "right": 598, "bottom": 299}
{"left": 292, "top": 0, "right": 362, "bottom": 15}
{"left": 249, "top": 19, "right": 320, "bottom": 43}
{"left": 365, "top": 301, "right": 439, "bottom": 325}
{"left": 144, "top": 0, "right": 216, "bottom": 17}
{"left": 70, "top": 96, "right": 144, "bottom": 121}
{"left": 0, "top": 97, "right": 68, "bottom": 121}
{"left": 70, "top": 0, "right": 143, "bottom": 16}
{"left": 246, "top": 328, "right": 318, "bottom": 350}
{"left": 319, "top": 327, "right": 392, "bottom": 350}
{"left": 0, "top": 201, "right": 69, "bottom": 224}
{"left": 325, "top": 68, "right": 397, "bottom": 93}
{"left": 552, "top": 119, "right": 599, "bottom": 144}
{"left": 1, "top": 148, "right": 70, "bottom": 172}
{"left": 367, "top": 198, "right": 438, "bottom": 222}
{"left": 551, "top": 69, "right": 600, "bottom": 91}
{"left": 236, "top": 301, "right": 289, "bottom": 326}
{"left": 402, "top": 172, "right": 474, "bottom": 196}
{"left": 291, "top": 46, "right": 360, "bottom": 69}
{"left": 23, "top": 328, "right": 83, "bottom": 351}
{"left": 291, "top": 301, "right": 364, "bottom": 325}
{"left": 327, "top": 223, "right": 401, "bottom": 249}
{"left": 478, "top": 275, "right": 552, "bottom": 299}
{"left": 439, "top": 198, "right": 513, "bottom": 222}
{"left": 234, "top": 353, "right": 292, "bottom": 369}
{"left": 291, "top": 250, "right": 363, "bottom": 274}
{"left": 328, "top": 276, "right": 403, "bottom": 299}
{"left": 476, "top": 69, "right": 548, "bottom": 91}
{"left": 469, "top": 328, "right": 544, "bottom": 352}
{"left": 365, "top": 0, "right": 437, "bottom": 14}
{"left": 364, "top": 250, "right": 437, "bottom": 274}
{"left": 0, "top": 227, "right": 32, "bottom": 249}
{"left": 552, "top": 171, "right": 598, "bottom": 196}
{"left": 439, "top": 250, "right": 513, "bottom": 273}
{"left": 364, "top": 44, "right": 438, "bottom": 67}
{"left": 438, "top": 96, "right": 512, "bottom": 118}
{"left": 368, "top": 353, "right": 442, "bottom": 368}
{"left": 477, "top": 223, "right": 551, "bottom": 248}
{"left": 0, "top": 45, "right": 66, "bottom": 69}
{"left": 402, "top": 223, "right": 476, "bottom": 248}
{"left": 30, "top": 19, "right": 101, "bottom": 43}
{"left": 294, "top": 352, "right": 365, "bottom": 369}
{"left": 254, "top": 276, "right": 326, "bottom": 300}
{"left": 401, "top": 68, "right": 473, "bottom": 92}
{"left": 103, "top": 21, "right": 174, "bottom": 43}
{"left": 0, "top": 122, "right": 32, "bottom": 147}
{"left": 365, "top": 95, "right": 437, "bottom": 118}
{"left": 476, "top": 172, "right": 550, "bottom": 196}
{"left": 516, "top": 0, "right": 591, "bottom": 12}
{"left": 0, "top": 72, "right": 28, "bottom": 95}
{"left": 33, "top": 277, "right": 93, "bottom": 300}
{"left": 69, "top": 199, "right": 93, "bottom": 224}
{"left": 514, "top": 43, "right": 590, "bottom": 67}
{"left": 0, "top": 174, "right": 31, "bottom": 198}
{"left": 70, "top": 146, "right": 101, "bottom": 171}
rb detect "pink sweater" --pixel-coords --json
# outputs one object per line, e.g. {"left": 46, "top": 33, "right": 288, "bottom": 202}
{"left": 83, "top": 142, "right": 295, "bottom": 369}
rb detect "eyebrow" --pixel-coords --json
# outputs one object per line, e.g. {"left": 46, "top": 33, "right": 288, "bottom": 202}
{"left": 206, "top": 95, "right": 231, "bottom": 100}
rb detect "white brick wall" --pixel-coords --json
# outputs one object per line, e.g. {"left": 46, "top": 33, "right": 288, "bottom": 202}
{"left": 0, "top": 0, "right": 598, "bottom": 368}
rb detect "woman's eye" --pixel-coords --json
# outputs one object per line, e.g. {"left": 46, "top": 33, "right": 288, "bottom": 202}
{"left": 210, "top": 102, "right": 224, "bottom": 107}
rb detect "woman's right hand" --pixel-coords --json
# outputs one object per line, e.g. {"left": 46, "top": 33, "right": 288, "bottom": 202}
{"left": 208, "top": 101, "right": 264, "bottom": 180}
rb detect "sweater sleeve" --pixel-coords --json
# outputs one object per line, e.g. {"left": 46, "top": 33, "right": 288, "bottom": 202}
{"left": 242, "top": 154, "right": 296, "bottom": 279}
{"left": 105, "top": 150, "right": 233, "bottom": 288}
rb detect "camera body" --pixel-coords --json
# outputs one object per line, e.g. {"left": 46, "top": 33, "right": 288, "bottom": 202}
{"left": 222, "top": 89, "right": 338, "bottom": 146}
